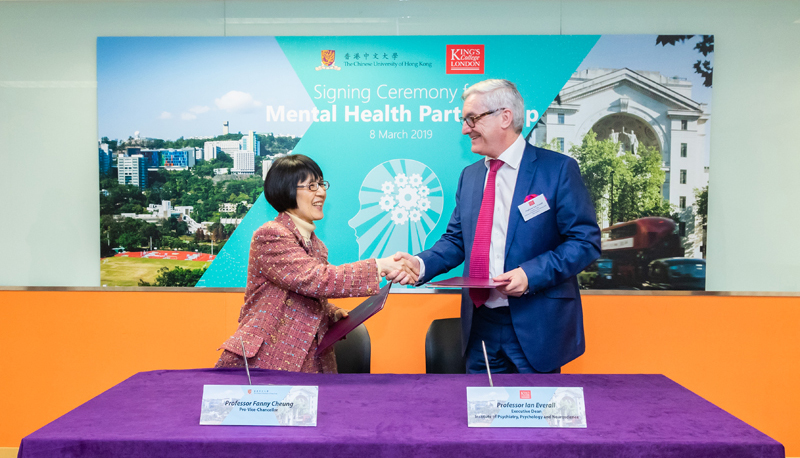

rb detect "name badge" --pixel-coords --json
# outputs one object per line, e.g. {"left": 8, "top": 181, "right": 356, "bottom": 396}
{"left": 200, "top": 385, "right": 318, "bottom": 426}
{"left": 467, "top": 386, "right": 586, "bottom": 428}
{"left": 518, "top": 194, "right": 549, "bottom": 221}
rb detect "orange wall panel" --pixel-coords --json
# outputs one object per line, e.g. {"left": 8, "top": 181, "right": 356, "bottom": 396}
{"left": 568, "top": 294, "right": 800, "bottom": 454}
{"left": 1, "top": 291, "right": 797, "bottom": 455}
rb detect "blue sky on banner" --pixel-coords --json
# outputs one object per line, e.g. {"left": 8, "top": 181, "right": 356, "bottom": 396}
{"left": 577, "top": 34, "right": 712, "bottom": 106}
{"left": 98, "top": 37, "right": 313, "bottom": 140}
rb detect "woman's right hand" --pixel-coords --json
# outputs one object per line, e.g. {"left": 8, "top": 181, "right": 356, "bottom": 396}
{"left": 377, "top": 254, "right": 419, "bottom": 284}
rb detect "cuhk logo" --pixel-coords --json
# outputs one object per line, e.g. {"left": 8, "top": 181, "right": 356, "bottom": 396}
{"left": 316, "top": 50, "right": 341, "bottom": 71}
{"left": 446, "top": 45, "right": 484, "bottom": 74}
{"left": 520, "top": 390, "right": 531, "bottom": 399}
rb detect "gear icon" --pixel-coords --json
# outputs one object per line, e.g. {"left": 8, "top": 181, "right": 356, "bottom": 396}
{"left": 391, "top": 207, "right": 408, "bottom": 225}
{"left": 409, "top": 209, "right": 422, "bottom": 222}
{"left": 409, "top": 173, "right": 423, "bottom": 187}
{"left": 418, "top": 186, "right": 430, "bottom": 197}
{"left": 394, "top": 173, "right": 408, "bottom": 187}
{"left": 396, "top": 186, "right": 419, "bottom": 209}
{"left": 381, "top": 181, "right": 395, "bottom": 194}
{"left": 379, "top": 195, "right": 396, "bottom": 212}
{"left": 417, "top": 198, "right": 431, "bottom": 212}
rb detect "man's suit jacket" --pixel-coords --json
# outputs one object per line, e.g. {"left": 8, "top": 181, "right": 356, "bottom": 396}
{"left": 418, "top": 143, "right": 601, "bottom": 372}
{"left": 217, "top": 212, "right": 379, "bottom": 373}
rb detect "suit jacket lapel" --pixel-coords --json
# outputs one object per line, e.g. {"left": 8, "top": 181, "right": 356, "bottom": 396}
{"left": 505, "top": 144, "right": 539, "bottom": 259}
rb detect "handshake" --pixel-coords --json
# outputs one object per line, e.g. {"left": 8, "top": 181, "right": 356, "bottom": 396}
{"left": 376, "top": 252, "right": 420, "bottom": 285}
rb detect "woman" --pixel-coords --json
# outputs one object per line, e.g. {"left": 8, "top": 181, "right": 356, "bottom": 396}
{"left": 215, "top": 154, "right": 413, "bottom": 373}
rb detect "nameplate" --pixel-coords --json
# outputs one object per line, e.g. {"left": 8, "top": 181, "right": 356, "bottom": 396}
{"left": 467, "top": 387, "right": 586, "bottom": 428}
{"left": 200, "top": 385, "right": 318, "bottom": 426}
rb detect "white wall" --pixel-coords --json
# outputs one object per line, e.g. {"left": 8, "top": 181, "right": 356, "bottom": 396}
{"left": 1, "top": 0, "right": 798, "bottom": 291}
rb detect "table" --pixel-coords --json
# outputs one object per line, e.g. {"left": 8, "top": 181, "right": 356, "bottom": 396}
{"left": 18, "top": 369, "right": 784, "bottom": 458}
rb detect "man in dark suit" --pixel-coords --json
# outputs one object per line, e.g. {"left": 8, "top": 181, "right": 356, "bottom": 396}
{"left": 390, "top": 79, "right": 601, "bottom": 374}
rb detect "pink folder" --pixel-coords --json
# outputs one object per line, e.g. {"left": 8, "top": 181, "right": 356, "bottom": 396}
{"left": 315, "top": 283, "right": 391, "bottom": 356}
{"left": 426, "top": 276, "right": 510, "bottom": 289}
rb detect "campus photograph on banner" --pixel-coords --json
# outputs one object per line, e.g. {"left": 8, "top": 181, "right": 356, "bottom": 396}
{"left": 97, "top": 35, "right": 713, "bottom": 290}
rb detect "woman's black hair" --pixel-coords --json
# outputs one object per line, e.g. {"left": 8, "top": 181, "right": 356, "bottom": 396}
{"left": 263, "top": 154, "right": 323, "bottom": 213}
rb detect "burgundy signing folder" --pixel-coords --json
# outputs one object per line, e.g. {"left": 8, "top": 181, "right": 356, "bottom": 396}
{"left": 426, "top": 277, "right": 510, "bottom": 289}
{"left": 315, "top": 283, "right": 391, "bottom": 356}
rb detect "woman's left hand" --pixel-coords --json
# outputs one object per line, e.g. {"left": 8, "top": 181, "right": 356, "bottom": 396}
{"left": 333, "top": 308, "right": 349, "bottom": 322}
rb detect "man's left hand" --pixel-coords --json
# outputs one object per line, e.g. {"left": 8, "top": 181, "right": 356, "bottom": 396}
{"left": 493, "top": 268, "right": 529, "bottom": 297}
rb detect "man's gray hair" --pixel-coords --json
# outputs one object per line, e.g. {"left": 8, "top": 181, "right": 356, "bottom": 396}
{"left": 462, "top": 79, "right": 524, "bottom": 133}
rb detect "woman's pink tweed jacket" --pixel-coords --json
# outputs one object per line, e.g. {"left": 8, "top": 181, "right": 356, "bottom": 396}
{"left": 215, "top": 212, "right": 379, "bottom": 373}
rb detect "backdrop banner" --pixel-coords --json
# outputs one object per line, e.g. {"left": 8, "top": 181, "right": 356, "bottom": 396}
{"left": 97, "top": 35, "right": 713, "bottom": 290}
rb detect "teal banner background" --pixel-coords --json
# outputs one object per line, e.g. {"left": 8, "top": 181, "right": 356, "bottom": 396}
{"left": 198, "top": 35, "right": 599, "bottom": 287}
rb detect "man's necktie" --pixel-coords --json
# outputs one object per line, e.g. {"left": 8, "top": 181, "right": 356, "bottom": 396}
{"left": 469, "top": 159, "right": 504, "bottom": 307}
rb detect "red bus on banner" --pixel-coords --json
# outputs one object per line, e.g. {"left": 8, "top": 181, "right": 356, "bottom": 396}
{"left": 595, "top": 217, "right": 686, "bottom": 289}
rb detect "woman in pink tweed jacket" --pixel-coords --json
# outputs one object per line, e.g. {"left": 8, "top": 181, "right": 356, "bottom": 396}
{"left": 215, "top": 155, "right": 412, "bottom": 373}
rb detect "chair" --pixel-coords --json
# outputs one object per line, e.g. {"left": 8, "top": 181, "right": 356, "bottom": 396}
{"left": 425, "top": 318, "right": 466, "bottom": 374}
{"left": 334, "top": 324, "right": 371, "bottom": 373}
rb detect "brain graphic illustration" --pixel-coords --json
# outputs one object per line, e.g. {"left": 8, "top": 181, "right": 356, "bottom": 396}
{"left": 383, "top": 179, "right": 431, "bottom": 226}
{"left": 348, "top": 159, "right": 444, "bottom": 260}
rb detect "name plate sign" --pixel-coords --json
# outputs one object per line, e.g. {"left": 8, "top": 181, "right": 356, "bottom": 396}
{"left": 467, "top": 387, "right": 586, "bottom": 428}
{"left": 200, "top": 385, "right": 318, "bottom": 426}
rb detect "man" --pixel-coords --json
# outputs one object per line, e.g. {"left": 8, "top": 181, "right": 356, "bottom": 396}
{"left": 390, "top": 79, "right": 600, "bottom": 374}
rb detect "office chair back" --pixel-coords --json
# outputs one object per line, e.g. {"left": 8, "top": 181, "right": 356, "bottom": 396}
{"left": 425, "top": 317, "right": 466, "bottom": 374}
{"left": 334, "top": 323, "right": 371, "bottom": 373}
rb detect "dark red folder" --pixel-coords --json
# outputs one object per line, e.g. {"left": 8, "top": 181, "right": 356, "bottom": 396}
{"left": 426, "top": 276, "right": 510, "bottom": 289}
{"left": 315, "top": 283, "right": 391, "bottom": 355}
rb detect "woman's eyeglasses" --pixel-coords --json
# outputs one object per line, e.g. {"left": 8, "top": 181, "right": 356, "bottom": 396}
{"left": 297, "top": 181, "right": 330, "bottom": 192}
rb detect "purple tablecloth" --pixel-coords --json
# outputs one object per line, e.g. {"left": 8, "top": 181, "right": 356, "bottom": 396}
{"left": 18, "top": 369, "right": 783, "bottom": 458}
